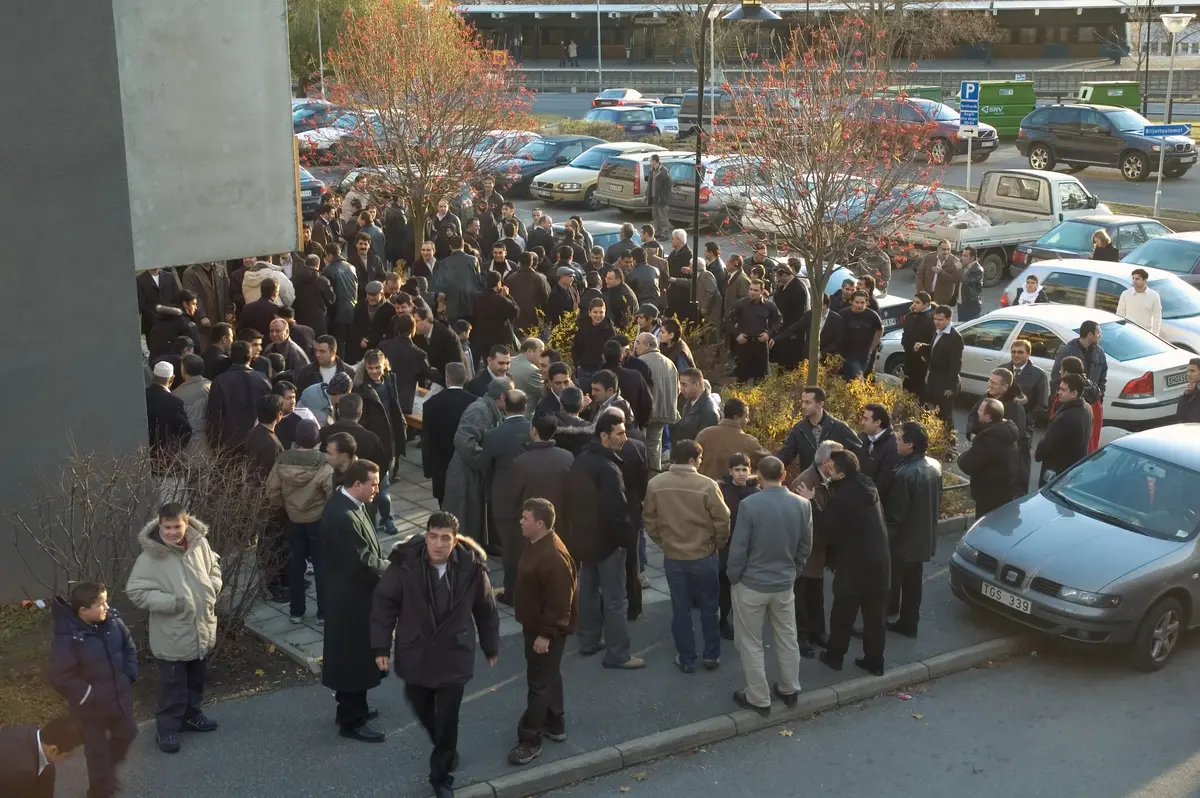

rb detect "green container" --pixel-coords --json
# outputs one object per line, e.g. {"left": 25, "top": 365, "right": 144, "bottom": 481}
{"left": 958, "top": 80, "right": 1035, "bottom": 140}
{"left": 1077, "top": 81, "right": 1141, "bottom": 109}
{"left": 883, "top": 85, "right": 943, "bottom": 101}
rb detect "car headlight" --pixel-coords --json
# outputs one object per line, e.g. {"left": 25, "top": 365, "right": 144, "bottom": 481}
{"left": 955, "top": 539, "right": 979, "bottom": 565}
{"left": 1058, "top": 585, "right": 1122, "bottom": 608}
{"left": 1152, "top": 145, "right": 1161, "bottom": 152}
{"left": 558, "top": 183, "right": 582, "bottom": 191}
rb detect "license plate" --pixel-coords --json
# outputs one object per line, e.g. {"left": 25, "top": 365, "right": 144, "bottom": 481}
{"left": 629, "top": 126, "right": 647, "bottom": 132}
{"left": 981, "top": 583, "right": 1032, "bottom": 614}
{"left": 1167, "top": 371, "right": 1188, "bottom": 387}
{"left": 980, "top": 140, "right": 996, "bottom": 148}
{"left": 608, "top": 184, "right": 623, "bottom": 193}
{"left": 533, "top": 189, "right": 552, "bottom": 199}
{"left": 301, "top": 190, "right": 313, "bottom": 198}
{"left": 1182, "top": 155, "right": 1197, "bottom": 164}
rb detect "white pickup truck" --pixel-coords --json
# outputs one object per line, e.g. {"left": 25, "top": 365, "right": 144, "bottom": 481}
{"left": 902, "top": 169, "right": 1109, "bottom": 287}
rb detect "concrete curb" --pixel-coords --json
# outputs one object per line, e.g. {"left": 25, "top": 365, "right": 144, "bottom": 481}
{"left": 455, "top": 636, "right": 1026, "bottom": 798}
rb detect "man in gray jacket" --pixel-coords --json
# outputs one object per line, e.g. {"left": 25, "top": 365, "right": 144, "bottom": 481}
{"left": 634, "top": 332, "right": 679, "bottom": 472}
{"left": 322, "top": 243, "right": 358, "bottom": 354}
{"left": 430, "top": 233, "right": 483, "bottom": 323}
{"left": 725, "top": 456, "right": 811, "bottom": 716}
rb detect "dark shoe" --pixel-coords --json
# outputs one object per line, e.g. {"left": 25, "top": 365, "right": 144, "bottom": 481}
{"left": 157, "top": 733, "right": 180, "bottom": 754}
{"left": 182, "top": 713, "right": 218, "bottom": 732}
{"left": 732, "top": 689, "right": 770, "bottom": 717}
{"left": 496, "top": 592, "right": 513, "bottom": 607}
{"left": 818, "top": 651, "right": 843, "bottom": 671}
{"left": 854, "top": 657, "right": 885, "bottom": 677}
{"left": 339, "top": 722, "right": 386, "bottom": 743}
{"left": 799, "top": 643, "right": 816, "bottom": 659}
{"left": 849, "top": 626, "right": 863, "bottom": 639}
{"left": 702, "top": 658, "right": 720, "bottom": 671}
{"left": 484, "top": 543, "right": 503, "bottom": 558}
{"left": 578, "top": 643, "right": 605, "bottom": 656}
{"left": 809, "top": 633, "right": 828, "bottom": 649}
{"left": 887, "top": 621, "right": 918, "bottom": 638}
{"left": 333, "top": 709, "right": 379, "bottom": 726}
{"left": 674, "top": 654, "right": 695, "bottom": 674}
{"left": 542, "top": 729, "right": 568, "bottom": 743}
{"left": 508, "top": 742, "right": 543, "bottom": 766}
{"left": 719, "top": 620, "right": 735, "bottom": 641}
{"left": 268, "top": 586, "right": 290, "bottom": 603}
{"left": 772, "top": 683, "right": 799, "bottom": 708}
{"left": 603, "top": 656, "right": 645, "bottom": 670}
{"left": 433, "top": 783, "right": 455, "bottom": 798}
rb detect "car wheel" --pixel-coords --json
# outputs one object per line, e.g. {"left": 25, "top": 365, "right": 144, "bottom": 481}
{"left": 1066, "top": 163, "right": 1088, "bottom": 173}
{"left": 1164, "top": 166, "right": 1189, "bottom": 179}
{"left": 885, "top": 354, "right": 906, "bottom": 381}
{"left": 928, "top": 138, "right": 952, "bottom": 165}
{"left": 1028, "top": 144, "right": 1056, "bottom": 171}
{"left": 583, "top": 186, "right": 601, "bottom": 211}
{"left": 1121, "top": 151, "right": 1150, "bottom": 182}
{"left": 1129, "top": 596, "right": 1185, "bottom": 672}
{"left": 970, "top": 152, "right": 992, "bottom": 164}
{"left": 981, "top": 252, "right": 1008, "bottom": 288}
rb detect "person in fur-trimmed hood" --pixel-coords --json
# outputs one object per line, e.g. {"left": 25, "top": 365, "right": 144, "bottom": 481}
{"left": 370, "top": 512, "right": 500, "bottom": 798}
{"left": 125, "top": 502, "right": 222, "bottom": 754}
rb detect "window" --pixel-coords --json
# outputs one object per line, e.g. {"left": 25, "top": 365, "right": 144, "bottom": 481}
{"left": 1139, "top": 222, "right": 1172, "bottom": 241}
{"left": 558, "top": 142, "right": 586, "bottom": 161}
{"left": 899, "top": 105, "right": 925, "bottom": 124}
{"left": 1043, "top": 270, "right": 1091, "bottom": 305}
{"left": 1124, "top": 237, "right": 1200, "bottom": 274}
{"left": 1150, "top": 278, "right": 1200, "bottom": 320}
{"left": 1036, "top": 220, "right": 1102, "bottom": 251}
{"left": 1088, "top": 320, "right": 1171, "bottom": 361}
{"left": 618, "top": 109, "right": 652, "bottom": 124}
{"left": 1080, "top": 109, "right": 1107, "bottom": 129}
{"left": 1096, "top": 278, "right": 1125, "bottom": 313}
{"left": 654, "top": 106, "right": 679, "bottom": 120}
{"left": 936, "top": 191, "right": 971, "bottom": 212}
{"left": 1078, "top": 26, "right": 1097, "bottom": 43}
{"left": 1115, "top": 224, "right": 1149, "bottom": 252}
{"left": 1026, "top": 108, "right": 1050, "bottom": 126}
{"left": 994, "top": 28, "right": 1014, "bottom": 44}
{"left": 1016, "top": 323, "right": 1064, "bottom": 360}
{"left": 961, "top": 319, "right": 1018, "bottom": 352}
{"left": 1017, "top": 27, "right": 1038, "bottom": 44}
{"left": 1058, "top": 182, "right": 1090, "bottom": 211}
{"left": 570, "top": 146, "right": 621, "bottom": 170}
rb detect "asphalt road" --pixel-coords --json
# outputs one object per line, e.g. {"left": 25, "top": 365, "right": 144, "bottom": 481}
{"left": 548, "top": 642, "right": 1200, "bottom": 798}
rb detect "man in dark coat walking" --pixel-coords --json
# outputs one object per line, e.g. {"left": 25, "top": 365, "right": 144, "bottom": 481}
{"left": 318, "top": 394, "right": 388, "bottom": 472}
{"left": 205, "top": 341, "right": 271, "bottom": 453}
{"left": 421, "top": 363, "right": 476, "bottom": 506}
{"left": 800, "top": 450, "right": 891, "bottom": 676}
{"left": 1035, "top": 373, "right": 1093, "bottom": 487}
{"left": 414, "top": 307, "right": 467, "bottom": 382}
{"left": 958, "top": 398, "right": 1020, "bottom": 516}
{"left": 371, "top": 512, "right": 500, "bottom": 798}
{"left": 884, "top": 422, "right": 941, "bottom": 638}
{"left": 767, "top": 261, "right": 808, "bottom": 370}
{"left": 511, "top": 414, "right": 575, "bottom": 516}
{"left": 379, "top": 313, "right": 435, "bottom": 415}
{"left": 136, "top": 268, "right": 183, "bottom": 337}
{"left": 481, "top": 390, "right": 534, "bottom": 603}
{"left": 292, "top": 255, "right": 335, "bottom": 337}
{"left": 147, "top": 361, "right": 192, "bottom": 455}
{"left": 321, "top": 460, "right": 388, "bottom": 743}
{"left": 470, "top": 273, "right": 521, "bottom": 359}
{"left": 0, "top": 716, "right": 84, "bottom": 798}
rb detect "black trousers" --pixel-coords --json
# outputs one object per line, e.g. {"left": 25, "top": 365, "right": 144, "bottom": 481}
{"left": 405, "top": 683, "right": 465, "bottom": 788}
{"left": 826, "top": 591, "right": 888, "bottom": 667}
{"left": 518, "top": 629, "right": 566, "bottom": 746}
{"left": 794, "top": 574, "right": 826, "bottom": 641}
{"left": 902, "top": 352, "right": 927, "bottom": 398}
{"left": 925, "top": 386, "right": 955, "bottom": 429}
{"left": 735, "top": 339, "right": 770, "bottom": 383}
{"left": 888, "top": 561, "right": 924, "bottom": 632}
{"left": 330, "top": 322, "right": 352, "bottom": 358}
{"left": 335, "top": 689, "right": 370, "bottom": 729}
{"left": 718, "top": 564, "right": 732, "bottom": 625}
{"left": 79, "top": 711, "right": 137, "bottom": 798}
{"left": 156, "top": 658, "right": 207, "bottom": 736}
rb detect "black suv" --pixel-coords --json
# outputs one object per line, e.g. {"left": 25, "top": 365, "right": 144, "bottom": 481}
{"left": 1017, "top": 104, "right": 1196, "bottom": 182}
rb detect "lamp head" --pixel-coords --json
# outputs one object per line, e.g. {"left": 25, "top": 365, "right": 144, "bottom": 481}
{"left": 1161, "top": 12, "right": 1194, "bottom": 34}
{"left": 724, "top": 0, "right": 781, "bottom": 21}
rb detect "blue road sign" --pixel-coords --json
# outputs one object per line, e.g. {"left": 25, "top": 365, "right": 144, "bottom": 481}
{"left": 960, "top": 111, "right": 979, "bottom": 127}
{"left": 960, "top": 81, "right": 980, "bottom": 102}
{"left": 1144, "top": 124, "right": 1193, "bottom": 137}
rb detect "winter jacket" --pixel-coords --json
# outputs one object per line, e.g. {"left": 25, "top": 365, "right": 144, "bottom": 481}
{"left": 695, "top": 419, "right": 770, "bottom": 482}
{"left": 638, "top": 349, "right": 680, "bottom": 425}
{"left": 960, "top": 261, "right": 984, "bottom": 305}
{"left": 370, "top": 534, "right": 500, "bottom": 689}
{"left": 603, "top": 359, "right": 653, "bottom": 429}
{"left": 125, "top": 517, "right": 222, "bottom": 662}
{"left": 547, "top": 284, "right": 579, "bottom": 327}
{"left": 241, "top": 261, "right": 295, "bottom": 307}
{"left": 267, "top": 448, "right": 335, "bottom": 523}
{"left": 627, "top": 262, "right": 662, "bottom": 305}
{"left": 173, "top": 375, "right": 211, "bottom": 457}
{"left": 959, "top": 418, "right": 1020, "bottom": 516}
{"left": 725, "top": 485, "right": 812, "bottom": 594}
{"left": 513, "top": 531, "right": 578, "bottom": 639}
{"left": 1178, "top": 387, "right": 1200, "bottom": 423}
{"left": 857, "top": 427, "right": 905, "bottom": 505}
{"left": 504, "top": 266, "right": 552, "bottom": 332}
{"left": 561, "top": 441, "right": 637, "bottom": 563}
{"left": 777, "top": 412, "right": 862, "bottom": 472}
{"left": 644, "top": 465, "right": 731, "bottom": 561}
{"left": 510, "top": 440, "right": 575, "bottom": 519}
{"left": 572, "top": 316, "right": 617, "bottom": 374}
{"left": 48, "top": 599, "right": 137, "bottom": 720}
{"left": 604, "top": 283, "right": 640, "bottom": 330}
{"left": 323, "top": 258, "right": 359, "bottom": 326}
{"left": 1036, "top": 398, "right": 1092, "bottom": 482}
{"left": 1051, "top": 338, "right": 1108, "bottom": 398}
{"left": 430, "top": 251, "right": 483, "bottom": 322}
{"left": 885, "top": 455, "right": 942, "bottom": 564}
{"left": 671, "top": 391, "right": 719, "bottom": 443}
{"left": 818, "top": 475, "right": 891, "bottom": 596}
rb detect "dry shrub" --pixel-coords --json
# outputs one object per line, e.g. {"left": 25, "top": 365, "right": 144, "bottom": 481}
{"left": 552, "top": 120, "right": 626, "bottom": 141}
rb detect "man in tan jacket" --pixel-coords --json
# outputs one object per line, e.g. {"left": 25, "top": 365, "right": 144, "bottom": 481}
{"left": 643, "top": 439, "right": 731, "bottom": 673}
{"left": 695, "top": 398, "right": 771, "bottom": 481}
{"left": 914, "top": 240, "right": 961, "bottom": 307}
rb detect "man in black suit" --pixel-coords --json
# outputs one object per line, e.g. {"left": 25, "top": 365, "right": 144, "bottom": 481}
{"left": 526, "top": 213, "right": 556, "bottom": 259}
{"left": 146, "top": 361, "right": 192, "bottom": 454}
{"left": 789, "top": 294, "right": 844, "bottom": 365}
{"left": 1002, "top": 338, "right": 1049, "bottom": 493}
{"left": 465, "top": 345, "right": 512, "bottom": 398}
{"left": 664, "top": 230, "right": 694, "bottom": 318}
{"left": 768, "top": 260, "right": 808, "bottom": 370}
{"left": 413, "top": 306, "right": 466, "bottom": 383}
{"left": 136, "top": 268, "right": 183, "bottom": 337}
{"left": 278, "top": 306, "right": 317, "bottom": 360}
{"left": 421, "top": 363, "right": 476, "bottom": 506}
{"left": 0, "top": 715, "right": 84, "bottom": 798}
{"left": 481, "top": 389, "right": 534, "bottom": 603}
{"left": 858, "top": 403, "right": 903, "bottom": 505}
{"left": 349, "top": 281, "right": 397, "bottom": 365}
{"left": 379, "top": 313, "right": 435, "bottom": 415}
{"left": 919, "top": 305, "right": 963, "bottom": 428}
{"left": 206, "top": 340, "right": 272, "bottom": 453}
{"left": 291, "top": 254, "right": 335, "bottom": 337}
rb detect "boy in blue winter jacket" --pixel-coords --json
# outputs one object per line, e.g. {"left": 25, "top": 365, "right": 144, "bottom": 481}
{"left": 48, "top": 581, "right": 138, "bottom": 798}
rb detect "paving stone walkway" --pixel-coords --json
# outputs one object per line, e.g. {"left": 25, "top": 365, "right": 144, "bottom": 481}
{"left": 247, "top": 449, "right": 672, "bottom": 672}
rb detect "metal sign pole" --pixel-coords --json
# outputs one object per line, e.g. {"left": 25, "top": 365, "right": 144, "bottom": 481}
{"left": 1154, "top": 133, "right": 1166, "bottom": 217}
{"left": 966, "top": 136, "right": 973, "bottom": 199}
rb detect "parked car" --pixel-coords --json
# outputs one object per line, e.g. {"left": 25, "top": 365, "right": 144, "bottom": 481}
{"left": 531, "top": 141, "right": 665, "bottom": 210}
{"left": 490, "top": 135, "right": 606, "bottom": 194}
{"left": 862, "top": 97, "right": 1000, "bottom": 165}
{"left": 1001, "top": 260, "right": 1200, "bottom": 352}
{"left": 295, "top": 110, "right": 381, "bottom": 160}
{"left": 551, "top": 221, "right": 642, "bottom": 253}
{"left": 951, "top": 423, "right": 1200, "bottom": 671}
{"left": 332, "top": 166, "right": 476, "bottom": 224}
{"left": 665, "top": 154, "right": 770, "bottom": 229}
{"left": 470, "top": 130, "right": 542, "bottom": 172}
{"left": 583, "top": 106, "right": 657, "bottom": 138}
{"left": 1017, "top": 104, "right": 1198, "bottom": 182}
{"left": 1122, "top": 231, "right": 1200, "bottom": 289}
{"left": 797, "top": 262, "right": 911, "bottom": 333}
{"left": 739, "top": 172, "right": 873, "bottom": 237}
{"left": 292, "top": 100, "right": 344, "bottom": 134}
{"left": 592, "top": 88, "right": 643, "bottom": 108}
{"left": 299, "top": 167, "right": 329, "bottom": 219}
{"left": 1014, "top": 215, "right": 1173, "bottom": 268}
{"left": 877, "top": 304, "right": 1195, "bottom": 425}
{"left": 595, "top": 150, "right": 693, "bottom": 213}
{"left": 661, "top": 94, "right": 684, "bottom": 106}
{"left": 854, "top": 185, "right": 977, "bottom": 237}
{"left": 649, "top": 104, "right": 680, "bottom": 135}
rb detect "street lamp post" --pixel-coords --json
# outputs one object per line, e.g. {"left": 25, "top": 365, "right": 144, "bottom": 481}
{"left": 689, "top": 0, "right": 779, "bottom": 320}
{"left": 1154, "top": 12, "right": 1194, "bottom": 217}
{"left": 316, "top": 0, "right": 326, "bottom": 100}
{"left": 597, "top": 0, "right": 603, "bottom": 87}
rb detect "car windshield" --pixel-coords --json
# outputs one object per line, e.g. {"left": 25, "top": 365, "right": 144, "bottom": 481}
{"left": 620, "top": 109, "right": 653, "bottom": 123}
{"left": 1074, "top": 319, "right": 1171, "bottom": 361}
{"left": 1048, "top": 446, "right": 1200, "bottom": 541}
{"left": 1105, "top": 108, "right": 1152, "bottom": 132}
{"left": 916, "top": 100, "right": 959, "bottom": 122}
{"left": 598, "top": 89, "right": 626, "bottom": 99}
{"left": 570, "top": 147, "right": 620, "bottom": 170}
{"left": 299, "top": 167, "right": 315, "bottom": 181}
{"left": 515, "top": 140, "right": 559, "bottom": 161}
{"left": 333, "top": 113, "right": 359, "bottom": 131}
{"left": 1036, "top": 220, "right": 1103, "bottom": 251}
{"left": 1150, "top": 278, "right": 1200, "bottom": 320}
{"left": 1124, "top": 237, "right": 1200, "bottom": 274}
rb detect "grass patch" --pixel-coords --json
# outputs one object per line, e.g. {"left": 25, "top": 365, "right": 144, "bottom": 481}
{"left": 0, "top": 604, "right": 61, "bottom": 726}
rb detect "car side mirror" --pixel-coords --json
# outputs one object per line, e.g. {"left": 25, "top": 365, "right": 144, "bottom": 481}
{"left": 555, "top": 156, "right": 569, "bottom": 165}
{"left": 1086, "top": 195, "right": 1099, "bottom": 209}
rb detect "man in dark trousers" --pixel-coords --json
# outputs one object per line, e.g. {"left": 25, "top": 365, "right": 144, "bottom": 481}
{"left": 767, "top": 261, "right": 808, "bottom": 371}
{"left": 511, "top": 414, "right": 576, "bottom": 515}
{"left": 481, "top": 390, "right": 534, "bottom": 604}
{"left": 206, "top": 340, "right": 272, "bottom": 453}
{"left": 901, "top": 292, "right": 935, "bottom": 398}
{"left": 646, "top": 155, "right": 672, "bottom": 250}
{"left": 801, "top": 450, "right": 891, "bottom": 676}
{"left": 919, "top": 305, "right": 963, "bottom": 428}
{"left": 728, "top": 280, "right": 782, "bottom": 384}
{"left": 421, "top": 363, "right": 477, "bottom": 506}
{"left": 146, "top": 361, "right": 192, "bottom": 456}
{"left": 292, "top": 254, "right": 335, "bottom": 337}
{"left": 0, "top": 716, "right": 84, "bottom": 797}
{"left": 508, "top": 498, "right": 577, "bottom": 766}
{"left": 1001, "top": 338, "right": 1048, "bottom": 493}
{"left": 321, "top": 460, "right": 388, "bottom": 744}
{"left": 885, "top": 422, "right": 941, "bottom": 638}
{"left": 1036, "top": 373, "right": 1093, "bottom": 487}
{"left": 371, "top": 512, "right": 500, "bottom": 798}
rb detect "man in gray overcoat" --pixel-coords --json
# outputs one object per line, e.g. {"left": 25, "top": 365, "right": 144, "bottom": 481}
{"left": 443, "top": 377, "right": 512, "bottom": 548}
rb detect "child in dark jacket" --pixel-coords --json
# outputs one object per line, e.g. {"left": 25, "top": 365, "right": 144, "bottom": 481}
{"left": 48, "top": 581, "right": 138, "bottom": 798}
{"left": 718, "top": 453, "right": 760, "bottom": 640}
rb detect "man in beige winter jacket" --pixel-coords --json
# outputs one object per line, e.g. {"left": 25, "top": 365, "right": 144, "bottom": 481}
{"left": 643, "top": 439, "right": 731, "bottom": 673}
{"left": 694, "top": 398, "right": 770, "bottom": 482}
{"left": 125, "top": 502, "right": 222, "bottom": 754}
{"left": 267, "top": 418, "right": 334, "bottom": 624}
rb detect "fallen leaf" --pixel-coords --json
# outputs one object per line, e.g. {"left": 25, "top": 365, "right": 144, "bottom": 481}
{"left": 911, "top": 713, "right": 923, "bottom": 719}
{"left": 268, "top": 644, "right": 277, "bottom": 654}
{"left": 632, "top": 773, "right": 648, "bottom": 782}
{"left": 895, "top": 693, "right": 912, "bottom": 700}
{"left": 779, "top": 728, "right": 794, "bottom": 737}
{"left": 619, "top": 788, "right": 631, "bottom": 794}
{"left": 254, "top": 669, "right": 265, "bottom": 677}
